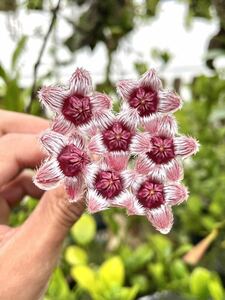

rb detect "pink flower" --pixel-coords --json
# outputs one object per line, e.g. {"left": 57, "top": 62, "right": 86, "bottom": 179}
{"left": 38, "top": 68, "right": 112, "bottom": 133}
{"left": 117, "top": 173, "right": 188, "bottom": 234}
{"left": 33, "top": 130, "right": 91, "bottom": 201}
{"left": 85, "top": 163, "right": 131, "bottom": 213}
{"left": 88, "top": 112, "right": 136, "bottom": 171}
{"left": 117, "top": 69, "right": 182, "bottom": 125}
{"left": 130, "top": 115, "right": 199, "bottom": 180}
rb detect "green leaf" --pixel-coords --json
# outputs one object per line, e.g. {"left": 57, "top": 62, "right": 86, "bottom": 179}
{"left": 71, "top": 214, "right": 96, "bottom": 245}
{"left": 64, "top": 245, "right": 88, "bottom": 266}
{"left": 118, "top": 285, "right": 139, "bottom": 300}
{"left": 208, "top": 275, "right": 224, "bottom": 300}
{"left": 98, "top": 256, "right": 125, "bottom": 288}
{"left": 71, "top": 265, "right": 96, "bottom": 293}
{"left": 0, "top": 63, "right": 8, "bottom": 82}
{"left": 47, "top": 268, "right": 71, "bottom": 299}
{"left": 145, "top": 0, "right": 159, "bottom": 16}
{"left": 148, "top": 262, "right": 165, "bottom": 287}
{"left": 170, "top": 259, "right": 189, "bottom": 280}
{"left": 4, "top": 78, "right": 24, "bottom": 111}
{"left": 190, "top": 267, "right": 211, "bottom": 299}
{"left": 123, "top": 244, "right": 153, "bottom": 273}
{"left": 11, "top": 35, "right": 27, "bottom": 70}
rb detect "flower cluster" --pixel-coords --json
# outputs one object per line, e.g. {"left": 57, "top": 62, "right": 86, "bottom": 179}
{"left": 34, "top": 68, "right": 199, "bottom": 234}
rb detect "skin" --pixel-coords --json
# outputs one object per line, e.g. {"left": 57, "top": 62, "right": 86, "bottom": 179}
{"left": 0, "top": 110, "right": 84, "bottom": 300}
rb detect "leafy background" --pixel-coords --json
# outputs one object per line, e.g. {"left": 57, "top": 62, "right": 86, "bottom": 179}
{"left": 0, "top": 0, "right": 225, "bottom": 299}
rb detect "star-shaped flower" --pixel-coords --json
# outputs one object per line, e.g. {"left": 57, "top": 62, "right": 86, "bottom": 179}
{"left": 38, "top": 68, "right": 112, "bottom": 134}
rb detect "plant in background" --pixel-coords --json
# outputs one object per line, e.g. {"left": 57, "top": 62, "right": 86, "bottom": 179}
{"left": 34, "top": 67, "right": 199, "bottom": 234}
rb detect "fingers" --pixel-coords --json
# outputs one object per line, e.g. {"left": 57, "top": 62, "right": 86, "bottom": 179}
{"left": 0, "top": 133, "right": 46, "bottom": 186}
{"left": 0, "top": 110, "right": 48, "bottom": 136}
{"left": 0, "top": 199, "right": 10, "bottom": 225}
{"left": 0, "top": 171, "right": 43, "bottom": 208}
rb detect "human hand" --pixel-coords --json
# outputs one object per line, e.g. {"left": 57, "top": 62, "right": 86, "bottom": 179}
{"left": 0, "top": 110, "right": 84, "bottom": 300}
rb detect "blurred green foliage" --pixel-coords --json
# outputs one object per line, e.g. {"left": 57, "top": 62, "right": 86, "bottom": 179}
{"left": 1, "top": 0, "right": 225, "bottom": 299}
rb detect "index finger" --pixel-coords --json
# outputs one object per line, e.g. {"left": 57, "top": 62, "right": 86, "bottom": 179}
{"left": 0, "top": 110, "right": 49, "bottom": 136}
{"left": 0, "top": 133, "right": 46, "bottom": 186}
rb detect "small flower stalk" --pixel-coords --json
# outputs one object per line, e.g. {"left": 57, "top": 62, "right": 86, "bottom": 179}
{"left": 34, "top": 67, "right": 199, "bottom": 233}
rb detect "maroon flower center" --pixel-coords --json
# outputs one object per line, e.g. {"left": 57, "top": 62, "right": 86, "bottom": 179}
{"left": 58, "top": 144, "right": 90, "bottom": 177}
{"left": 62, "top": 94, "right": 92, "bottom": 126}
{"left": 102, "top": 122, "right": 133, "bottom": 151}
{"left": 147, "top": 136, "right": 175, "bottom": 164}
{"left": 94, "top": 170, "right": 123, "bottom": 199}
{"left": 137, "top": 179, "right": 165, "bottom": 209}
{"left": 129, "top": 87, "right": 158, "bottom": 117}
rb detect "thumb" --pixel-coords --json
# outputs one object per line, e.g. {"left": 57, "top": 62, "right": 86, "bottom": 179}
{"left": 25, "top": 186, "right": 85, "bottom": 245}
{"left": 0, "top": 187, "right": 84, "bottom": 300}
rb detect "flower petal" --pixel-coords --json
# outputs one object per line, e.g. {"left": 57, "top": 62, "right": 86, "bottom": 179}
{"left": 69, "top": 68, "right": 93, "bottom": 96}
{"left": 68, "top": 133, "right": 85, "bottom": 150}
{"left": 130, "top": 132, "right": 152, "bottom": 154}
{"left": 93, "top": 110, "right": 115, "bottom": 129}
{"left": 120, "top": 103, "right": 139, "bottom": 126}
{"left": 64, "top": 176, "right": 84, "bottom": 202}
{"left": 135, "top": 155, "right": 170, "bottom": 181}
{"left": 33, "top": 159, "right": 63, "bottom": 190}
{"left": 146, "top": 205, "right": 174, "bottom": 234}
{"left": 112, "top": 191, "right": 145, "bottom": 215}
{"left": 143, "top": 114, "right": 178, "bottom": 137}
{"left": 88, "top": 134, "right": 106, "bottom": 155}
{"left": 51, "top": 114, "right": 73, "bottom": 134}
{"left": 165, "top": 158, "right": 184, "bottom": 181}
{"left": 174, "top": 136, "right": 200, "bottom": 158}
{"left": 38, "top": 86, "right": 65, "bottom": 112}
{"left": 164, "top": 183, "right": 189, "bottom": 206}
{"left": 85, "top": 164, "right": 99, "bottom": 189}
{"left": 139, "top": 69, "right": 162, "bottom": 91}
{"left": 158, "top": 90, "right": 182, "bottom": 113}
{"left": 86, "top": 189, "right": 109, "bottom": 213}
{"left": 91, "top": 93, "right": 112, "bottom": 111}
{"left": 120, "top": 170, "right": 134, "bottom": 189}
{"left": 117, "top": 79, "right": 137, "bottom": 101}
{"left": 104, "top": 152, "right": 129, "bottom": 172}
{"left": 135, "top": 156, "right": 152, "bottom": 175}
{"left": 40, "top": 130, "right": 65, "bottom": 155}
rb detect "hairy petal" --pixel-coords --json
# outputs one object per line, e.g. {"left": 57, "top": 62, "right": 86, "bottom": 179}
{"left": 158, "top": 90, "right": 182, "bottom": 113}
{"left": 93, "top": 110, "right": 115, "bottom": 130}
{"left": 33, "top": 159, "right": 63, "bottom": 190}
{"left": 164, "top": 183, "right": 189, "bottom": 206}
{"left": 130, "top": 132, "right": 152, "bottom": 154}
{"left": 68, "top": 133, "right": 85, "bottom": 150}
{"left": 51, "top": 115, "right": 73, "bottom": 134}
{"left": 113, "top": 191, "right": 145, "bottom": 215}
{"left": 88, "top": 134, "right": 106, "bottom": 155}
{"left": 69, "top": 68, "right": 93, "bottom": 96}
{"left": 117, "top": 79, "right": 137, "bottom": 101}
{"left": 85, "top": 164, "right": 99, "bottom": 189}
{"left": 38, "top": 86, "right": 66, "bottom": 112}
{"left": 64, "top": 176, "right": 84, "bottom": 202}
{"left": 135, "top": 156, "right": 152, "bottom": 175}
{"left": 139, "top": 69, "right": 162, "bottom": 91}
{"left": 91, "top": 93, "right": 112, "bottom": 111}
{"left": 165, "top": 158, "right": 184, "bottom": 181}
{"left": 174, "top": 136, "right": 200, "bottom": 158}
{"left": 120, "top": 103, "right": 139, "bottom": 126}
{"left": 86, "top": 189, "right": 109, "bottom": 213}
{"left": 40, "top": 130, "right": 65, "bottom": 155}
{"left": 146, "top": 205, "right": 174, "bottom": 234}
{"left": 143, "top": 114, "right": 178, "bottom": 137}
{"left": 104, "top": 153, "right": 129, "bottom": 172}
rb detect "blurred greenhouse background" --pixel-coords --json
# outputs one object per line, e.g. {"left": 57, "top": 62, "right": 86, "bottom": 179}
{"left": 1, "top": 0, "right": 225, "bottom": 299}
